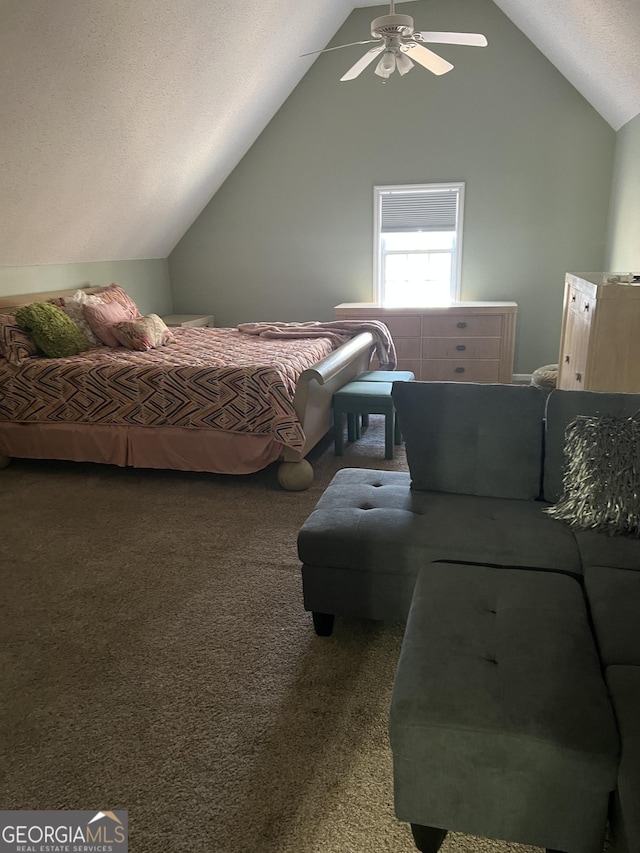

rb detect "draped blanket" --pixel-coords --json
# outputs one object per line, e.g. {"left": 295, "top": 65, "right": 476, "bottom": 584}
{"left": 237, "top": 320, "right": 397, "bottom": 370}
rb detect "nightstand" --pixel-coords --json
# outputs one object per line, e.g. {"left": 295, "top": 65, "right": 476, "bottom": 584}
{"left": 162, "top": 314, "right": 214, "bottom": 328}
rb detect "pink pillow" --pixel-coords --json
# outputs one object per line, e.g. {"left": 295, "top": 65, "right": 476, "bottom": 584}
{"left": 95, "top": 283, "right": 141, "bottom": 319}
{"left": 83, "top": 300, "right": 135, "bottom": 347}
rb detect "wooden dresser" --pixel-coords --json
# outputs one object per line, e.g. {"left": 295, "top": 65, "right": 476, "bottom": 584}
{"left": 335, "top": 302, "right": 517, "bottom": 383}
{"left": 557, "top": 273, "right": 640, "bottom": 392}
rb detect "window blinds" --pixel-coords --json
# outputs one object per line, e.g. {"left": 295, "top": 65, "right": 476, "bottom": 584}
{"left": 380, "top": 188, "right": 459, "bottom": 232}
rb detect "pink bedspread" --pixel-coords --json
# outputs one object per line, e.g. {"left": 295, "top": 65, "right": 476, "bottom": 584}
{"left": 0, "top": 328, "right": 336, "bottom": 451}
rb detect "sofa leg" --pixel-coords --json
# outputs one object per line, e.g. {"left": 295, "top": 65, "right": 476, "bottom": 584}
{"left": 312, "top": 612, "right": 335, "bottom": 636}
{"left": 410, "top": 825, "right": 447, "bottom": 853}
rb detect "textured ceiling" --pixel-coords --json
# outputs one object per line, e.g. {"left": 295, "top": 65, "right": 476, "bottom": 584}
{"left": 492, "top": 0, "right": 640, "bottom": 130}
{"left": 0, "top": 0, "right": 638, "bottom": 267}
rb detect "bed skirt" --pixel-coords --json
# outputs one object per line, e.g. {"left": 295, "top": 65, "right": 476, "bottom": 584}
{"left": 0, "top": 422, "right": 284, "bottom": 475}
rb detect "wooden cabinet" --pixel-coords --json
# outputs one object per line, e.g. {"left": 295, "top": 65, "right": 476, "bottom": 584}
{"left": 557, "top": 273, "right": 640, "bottom": 392}
{"left": 334, "top": 302, "right": 517, "bottom": 383}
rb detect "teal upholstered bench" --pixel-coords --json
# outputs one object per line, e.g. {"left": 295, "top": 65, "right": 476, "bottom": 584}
{"left": 356, "top": 370, "right": 415, "bottom": 383}
{"left": 333, "top": 381, "right": 398, "bottom": 459}
{"left": 353, "top": 370, "right": 415, "bottom": 432}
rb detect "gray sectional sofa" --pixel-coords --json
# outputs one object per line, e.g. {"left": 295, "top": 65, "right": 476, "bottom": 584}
{"left": 297, "top": 382, "right": 640, "bottom": 853}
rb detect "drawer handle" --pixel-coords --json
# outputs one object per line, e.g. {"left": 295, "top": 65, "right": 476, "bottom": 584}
{"left": 575, "top": 372, "right": 582, "bottom": 383}
{"left": 455, "top": 367, "right": 465, "bottom": 374}
{"left": 456, "top": 322, "right": 467, "bottom": 329}
{"left": 583, "top": 303, "right": 590, "bottom": 312}
{"left": 564, "top": 355, "right": 570, "bottom": 363}
{"left": 571, "top": 294, "right": 576, "bottom": 302}
{"left": 456, "top": 344, "right": 466, "bottom": 351}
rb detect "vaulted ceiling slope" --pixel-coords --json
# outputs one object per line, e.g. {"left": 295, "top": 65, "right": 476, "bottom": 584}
{"left": 492, "top": 0, "right": 640, "bottom": 131}
{"left": 1, "top": 0, "right": 638, "bottom": 267}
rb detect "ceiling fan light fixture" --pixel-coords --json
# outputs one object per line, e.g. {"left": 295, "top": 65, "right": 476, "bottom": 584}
{"left": 395, "top": 50, "right": 414, "bottom": 76}
{"left": 375, "top": 50, "right": 396, "bottom": 78}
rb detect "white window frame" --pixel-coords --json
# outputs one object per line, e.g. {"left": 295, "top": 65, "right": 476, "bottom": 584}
{"left": 373, "top": 182, "right": 465, "bottom": 305}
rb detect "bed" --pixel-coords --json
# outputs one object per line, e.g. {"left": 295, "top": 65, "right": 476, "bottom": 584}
{"left": 0, "top": 287, "right": 376, "bottom": 489}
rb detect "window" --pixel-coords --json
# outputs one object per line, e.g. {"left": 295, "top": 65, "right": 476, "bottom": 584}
{"left": 374, "top": 183, "right": 464, "bottom": 306}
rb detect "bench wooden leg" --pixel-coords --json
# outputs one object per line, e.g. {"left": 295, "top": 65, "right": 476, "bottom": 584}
{"left": 334, "top": 410, "right": 345, "bottom": 456}
{"left": 394, "top": 411, "right": 402, "bottom": 445}
{"left": 410, "top": 824, "right": 447, "bottom": 853}
{"left": 347, "top": 413, "right": 358, "bottom": 442}
{"left": 385, "top": 409, "right": 394, "bottom": 459}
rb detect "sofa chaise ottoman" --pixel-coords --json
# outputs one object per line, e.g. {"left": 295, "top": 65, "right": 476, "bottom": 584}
{"left": 297, "top": 381, "right": 640, "bottom": 853}
{"left": 390, "top": 562, "right": 620, "bottom": 853}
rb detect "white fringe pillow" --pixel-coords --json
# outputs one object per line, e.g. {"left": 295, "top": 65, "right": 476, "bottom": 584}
{"left": 546, "top": 414, "right": 640, "bottom": 536}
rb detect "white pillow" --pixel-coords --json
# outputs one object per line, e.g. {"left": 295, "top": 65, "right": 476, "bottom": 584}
{"left": 60, "top": 290, "right": 105, "bottom": 347}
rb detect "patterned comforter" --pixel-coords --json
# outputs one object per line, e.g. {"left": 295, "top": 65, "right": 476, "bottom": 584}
{"left": 0, "top": 328, "right": 337, "bottom": 450}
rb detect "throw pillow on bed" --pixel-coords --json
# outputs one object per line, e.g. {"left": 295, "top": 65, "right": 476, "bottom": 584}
{"left": 14, "top": 302, "right": 90, "bottom": 358}
{"left": 56, "top": 290, "right": 105, "bottom": 347}
{"left": 0, "top": 313, "right": 39, "bottom": 364}
{"left": 112, "top": 314, "right": 175, "bottom": 351}
{"left": 95, "top": 283, "right": 141, "bottom": 319}
{"left": 83, "top": 299, "right": 138, "bottom": 347}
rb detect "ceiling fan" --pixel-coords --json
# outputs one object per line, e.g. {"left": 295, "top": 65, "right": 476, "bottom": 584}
{"left": 304, "top": 1, "right": 487, "bottom": 81}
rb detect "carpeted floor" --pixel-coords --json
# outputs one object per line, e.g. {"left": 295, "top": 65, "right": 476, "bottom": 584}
{"left": 0, "top": 419, "right": 539, "bottom": 853}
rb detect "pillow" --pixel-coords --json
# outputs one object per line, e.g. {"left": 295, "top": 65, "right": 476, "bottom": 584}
{"left": 0, "top": 313, "right": 39, "bottom": 364}
{"left": 95, "top": 283, "right": 141, "bottom": 319}
{"left": 83, "top": 299, "right": 136, "bottom": 347}
{"left": 392, "top": 381, "right": 545, "bottom": 500}
{"left": 14, "top": 303, "right": 90, "bottom": 358}
{"left": 57, "top": 290, "right": 105, "bottom": 347}
{"left": 112, "top": 314, "right": 175, "bottom": 351}
{"left": 546, "top": 414, "right": 640, "bottom": 536}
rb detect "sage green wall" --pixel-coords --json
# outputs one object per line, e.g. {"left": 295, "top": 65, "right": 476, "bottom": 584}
{"left": 169, "top": 0, "right": 615, "bottom": 373}
{"left": 606, "top": 111, "right": 640, "bottom": 272}
{"left": 0, "top": 259, "right": 172, "bottom": 315}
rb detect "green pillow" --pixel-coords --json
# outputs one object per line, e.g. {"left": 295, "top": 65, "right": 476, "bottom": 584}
{"left": 15, "top": 302, "right": 90, "bottom": 358}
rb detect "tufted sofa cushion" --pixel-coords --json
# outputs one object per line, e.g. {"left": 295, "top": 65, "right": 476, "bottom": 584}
{"left": 299, "top": 468, "right": 581, "bottom": 576}
{"left": 584, "top": 566, "right": 640, "bottom": 666}
{"left": 605, "top": 666, "right": 640, "bottom": 853}
{"left": 574, "top": 529, "right": 640, "bottom": 571}
{"left": 298, "top": 468, "right": 582, "bottom": 624}
{"left": 390, "top": 563, "right": 620, "bottom": 853}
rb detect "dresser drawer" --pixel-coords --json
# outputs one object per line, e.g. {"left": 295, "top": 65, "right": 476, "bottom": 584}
{"left": 567, "top": 286, "right": 594, "bottom": 322}
{"left": 422, "top": 314, "right": 503, "bottom": 337}
{"left": 395, "top": 337, "right": 422, "bottom": 359}
{"left": 396, "top": 359, "right": 422, "bottom": 376}
{"left": 383, "top": 315, "right": 422, "bottom": 337}
{"left": 421, "top": 359, "right": 502, "bottom": 382}
{"left": 422, "top": 337, "right": 501, "bottom": 360}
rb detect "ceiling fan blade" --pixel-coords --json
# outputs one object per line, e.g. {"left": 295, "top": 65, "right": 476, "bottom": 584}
{"left": 301, "top": 39, "right": 380, "bottom": 58}
{"left": 416, "top": 31, "right": 488, "bottom": 47}
{"left": 340, "top": 46, "right": 385, "bottom": 81}
{"left": 401, "top": 43, "right": 453, "bottom": 75}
